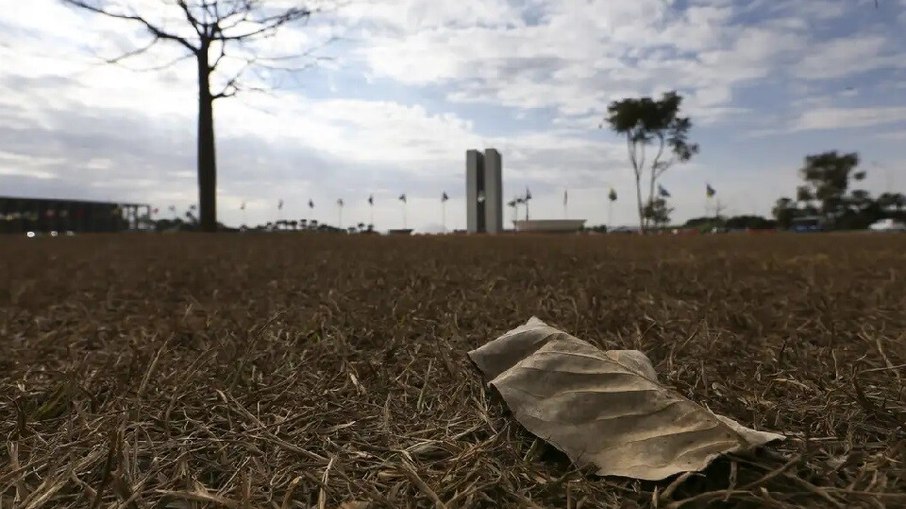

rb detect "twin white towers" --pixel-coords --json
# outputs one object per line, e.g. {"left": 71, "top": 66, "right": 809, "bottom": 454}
{"left": 465, "top": 148, "right": 503, "bottom": 234}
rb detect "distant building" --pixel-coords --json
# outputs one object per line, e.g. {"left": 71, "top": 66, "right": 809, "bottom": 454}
{"left": 0, "top": 196, "right": 150, "bottom": 234}
{"left": 513, "top": 219, "right": 586, "bottom": 233}
{"left": 465, "top": 148, "right": 503, "bottom": 233}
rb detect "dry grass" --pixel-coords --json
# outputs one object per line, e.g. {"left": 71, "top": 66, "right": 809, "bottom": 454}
{"left": 1, "top": 232, "right": 905, "bottom": 508}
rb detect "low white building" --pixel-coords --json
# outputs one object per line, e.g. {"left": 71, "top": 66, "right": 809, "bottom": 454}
{"left": 513, "top": 219, "right": 586, "bottom": 233}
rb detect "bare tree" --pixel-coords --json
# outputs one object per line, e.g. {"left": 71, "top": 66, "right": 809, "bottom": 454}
{"left": 61, "top": 0, "right": 332, "bottom": 232}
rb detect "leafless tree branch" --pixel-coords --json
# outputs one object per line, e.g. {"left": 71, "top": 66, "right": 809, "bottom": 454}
{"left": 61, "top": 0, "right": 199, "bottom": 53}
{"left": 214, "top": 8, "right": 313, "bottom": 41}
{"left": 175, "top": 0, "right": 204, "bottom": 36}
{"left": 211, "top": 32, "right": 336, "bottom": 97}
{"left": 105, "top": 36, "right": 161, "bottom": 64}
{"left": 64, "top": 0, "right": 337, "bottom": 84}
{"left": 128, "top": 52, "right": 196, "bottom": 73}
{"left": 212, "top": 58, "right": 252, "bottom": 100}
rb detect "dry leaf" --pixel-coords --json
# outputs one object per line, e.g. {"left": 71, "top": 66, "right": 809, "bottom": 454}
{"left": 468, "top": 317, "right": 784, "bottom": 481}
{"left": 337, "top": 501, "right": 370, "bottom": 509}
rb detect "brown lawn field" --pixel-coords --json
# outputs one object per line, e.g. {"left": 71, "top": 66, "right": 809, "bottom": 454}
{"left": 1, "top": 232, "right": 905, "bottom": 508}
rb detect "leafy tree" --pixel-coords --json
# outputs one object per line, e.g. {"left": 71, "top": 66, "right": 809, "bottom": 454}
{"left": 795, "top": 185, "right": 813, "bottom": 208}
{"left": 848, "top": 189, "right": 874, "bottom": 212}
{"left": 682, "top": 216, "right": 727, "bottom": 232}
{"left": 798, "top": 151, "right": 861, "bottom": 222}
{"left": 772, "top": 197, "right": 798, "bottom": 229}
{"left": 602, "top": 91, "right": 698, "bottom": 232}
{"left": 62, "top": 1, "right": 329, "bottom": 232}
{"left": 878, "top": 192, "right": 906, "bottom": 213}
{"left": 724, "top": 215, "right": 775, "bottom": 230}
{"left": 772, "top": 152, "right": 906, "bottom": 230}
{"left": 642, "top": 198, "right": 672, "bottom": 228}
{"left": 684, "top": 216, "right": 724, "bottom": 228}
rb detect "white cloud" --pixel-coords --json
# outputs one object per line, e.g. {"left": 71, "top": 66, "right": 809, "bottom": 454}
{"left": 352, "top": 0, "right": 816, "bottom": 126}
{"left": 794, "top": 106, "right": 906, "bottom": 130}
{"left": 0, "top": 168, "right": 58, "bottom": 180}
{"left": 794, "top": 35, "right": 903, "bottom": 80}
{"left": 879, "top": 129, "right": 906, "bottom": 140}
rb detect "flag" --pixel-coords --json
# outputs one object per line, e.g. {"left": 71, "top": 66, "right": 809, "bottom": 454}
{"left": 337, "top": 198, "right": 344, "bottom": 207}
{"left": 507, "top": 199, "right": 516, "bottom": 208}
{"left": 525, "top": 187, "right": 532, "bottom": 200}
{"left": 658, "top": 185, "right": 671, "bottom": 198}
{"left": 441, "top": 191, "right": 449, "bottom": 202}
{"left": 399, "top": 193, "right": 407, "bottom": 203}
{"left": 278, "top": 199, "right": 284, "bottom": 210}
{"left": 563, "top": 189, "right": 568, "bottom": 206}
{"left": 368, "top": 194, "right": 373, "bottom": 206}
{"left": 706, "top": 183, "right": 716, "bottom": 198}
{"left": 609, "top": 188, "right": 617, "bottom": 202}
{"left": 240, "top": 202, "right": 246, "bottom": 211}
{"left": 168, "top": 205, "right": 176, "bottom": 212}
{"left": 308, "top": 199, "right": 314, "bottom": 209}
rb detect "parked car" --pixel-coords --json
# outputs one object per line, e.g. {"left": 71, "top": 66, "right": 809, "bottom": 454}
{"left": 868, "top": 218, "right": 906, "bottom": 232}
{"left": 790, "top": 216, "right": 825, "bottom": 232}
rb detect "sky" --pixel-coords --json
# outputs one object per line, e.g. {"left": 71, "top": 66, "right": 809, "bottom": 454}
{"left": 1, "top": 0, "right": 905, "bottom": 231}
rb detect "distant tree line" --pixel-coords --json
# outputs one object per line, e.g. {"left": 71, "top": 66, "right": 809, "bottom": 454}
{"left": 600, "top": 89, "right": 902, "bottom": 232}
{"left": 771, "top": 151, "right": 905, "bottom": 230}
{"left": 151, "top": 213, "right": 376, "bottom": 234}
{"left": 683, "top": 215, "right": 776, "bottom": 231}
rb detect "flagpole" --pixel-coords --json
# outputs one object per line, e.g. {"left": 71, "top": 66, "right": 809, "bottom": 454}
{"left": 564, "top": 189, "right": 568, "bottom": 219}
{"left": 608, "top": 200, "right": 613, "bottom": 230}
{"left": 442, "top": 201, "right": 446, "bottom": 232}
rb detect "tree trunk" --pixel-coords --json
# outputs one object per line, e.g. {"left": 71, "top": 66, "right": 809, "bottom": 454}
{"left": 635, "top": 171, "right": 645, "bottom": 233}
{"left": 647, "top": 166, "right": 658, "bottom": 233}
{"left": 197, "top": 46, "right": 217, "bottom": 232}
{"left": 629, "top": 135, "right": 646, "bottom": 233}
